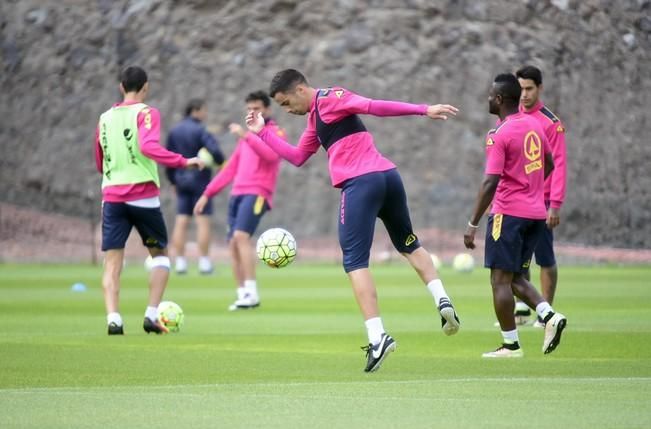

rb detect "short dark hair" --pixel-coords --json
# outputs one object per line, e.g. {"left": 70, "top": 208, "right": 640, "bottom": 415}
{"left": 245, "top": 90, "right": 271, "bottom": 107}
{"left": 120, "top": 66, "right": 148, "bottom": 93}
{"left": 184, "top": 98, "right": 205, "bottom": 116}
{"left": 269, "top": 69, "right": 308, "bottom": 97}
{"left": 494, "top": 73, "right": 522, "bottom": 106}
{"left": 516, "top": 65, "right": 543, "bottom": 86}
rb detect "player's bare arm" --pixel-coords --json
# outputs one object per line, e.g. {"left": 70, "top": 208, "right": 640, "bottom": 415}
{"left": 425, "top": 104, "right": 459, "bottom": 120}
{"left": 464, "top": 175, "right": 500, "bottom": 249}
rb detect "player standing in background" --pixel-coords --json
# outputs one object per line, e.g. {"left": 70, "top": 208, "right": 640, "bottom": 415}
{"left": 513, "top": 65, "right": 567, "bottom": 327}
{"left": 194, "top": 91, "right": 283, "bottom": 311}
{"left": 95, "top": 66, "right": 204, "bottom": 335}
{"left": 464, "top": 73, "right": 567, "bottom": 357}
{"left": 246, "top": 69, "right": 460, "bottom": 373}
{"left": 166, "top": 99, "right": 224, "bottom": 275}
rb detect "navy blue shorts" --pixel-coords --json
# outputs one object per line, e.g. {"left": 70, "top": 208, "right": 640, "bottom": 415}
{"left": 534, "top": 225, "right": 556, "bottom": 267}
{"left": 484, "top": 213, "right": 545, "bottom": 274}
{"left": 176, "top": 190, "right": 213, "bottom": 216}
{"left": 339, "top": 169, "right": 420, "bottom": 273}
{"left": 101, "top": 202, "right": 168, "bottom": 251}
{"left": 227, "top": 194, "right": 269, "bottom": 241}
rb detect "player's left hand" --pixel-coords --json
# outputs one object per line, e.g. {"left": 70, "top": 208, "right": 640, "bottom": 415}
{"left": 229, "top": 123, "right": 246, "bottom": 138}
{"left": 426, "top": 104, "right": 459, "bottom": 120}
{"left": 463, "top": 225, "right": 477, "bottom": 250}
{"left": 245, "top": 111, "right": 265, "bottom": 134}
{"left": 193, "top": 195, "right": 209, "bottom": 215}
{"left": 547, "top": 207, "right": 560, "bottom": 229}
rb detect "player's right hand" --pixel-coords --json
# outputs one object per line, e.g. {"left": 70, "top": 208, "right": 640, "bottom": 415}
{"left": 463, "top": 225, "right": 476, "bottom": 250}
{"left": 185, "top": 157, "right": 205, "bottom": 170}
{"left": 245, "top": 111, "right": 265, "bottom": 134}
{"left": 426, "top": 104, "right": 459, "bottom": 120}
{"left": 194, "top": 195, "right": 209, "bottom": 215}
{"left": 229, "top": 123, "right": 246, "bottom": 138}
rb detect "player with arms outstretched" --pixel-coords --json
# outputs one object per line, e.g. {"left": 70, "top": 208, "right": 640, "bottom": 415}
{"left": 246, "top": 69, "right": 460, "bottom": 372}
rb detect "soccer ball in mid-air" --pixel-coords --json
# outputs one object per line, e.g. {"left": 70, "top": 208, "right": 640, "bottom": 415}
{"left": 256, "top": 228, "right": 297, "bottom": 268}
{"left": 157, "top": 301, "right": 184, "bottom": 332}
{"left": 452, "top": 253, "right": 475, "bottom": 273}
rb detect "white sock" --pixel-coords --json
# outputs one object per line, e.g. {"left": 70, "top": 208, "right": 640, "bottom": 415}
{"left": 501, "top": 329, "right": 519, "bottom": 345}
{"left": 175, "top": 256, "right": 187, "bottom": 270}
{"left": 236, "top": 286, "right": 246, "bottom": 300}
{"left": 243, "top": 280, "right": 258, "bottom": 297}
{"left": 535, "top": 302, "right": 554, "bottom": 321}
{"left": 365, "top": 317, "right": 385, "bottom": 345}
{"left": 198, "top": 256, "right": 212, "bottom": 271}
{"left": 427, "top": 279, "right": 449, "bottom": 306}
{"left": 107, "top": 312, "right": 122, "bottom": 326}
{"left": 145, "top": 306, "right": 158, "bottom": 321}
{"left": 515, "top": 301, "right": 530, "bottom": 312}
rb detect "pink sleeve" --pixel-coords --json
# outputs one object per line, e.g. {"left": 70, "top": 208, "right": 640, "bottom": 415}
{"left": 257, "top": 125, "right": 316, "bottom": 167}
{"left": 203, "top": 144, "right": 240, "bottom": 198}
{"left": 137, "top": 107, "right": 187, "bottom": 168}
{"left": 548, "top": 123, "right": 567, "bottom": 209}
{"left": 94, "top": 124, "right": 103, "bottom": 173}
{"left": 244, "top": 128, "right": 281, "bottom": 163}
{"left": 485, "top": 136, "right": 505, "bottom": 175}
{"left": 367, "top": 99, "right": 428, "bottom": 116}
{"left": 319, "top": 90, "right": 427, "bottom": 121}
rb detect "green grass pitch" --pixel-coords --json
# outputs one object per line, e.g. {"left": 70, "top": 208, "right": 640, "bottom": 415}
{"left": 1, "top": 262, "right": 650, "bottom": 428}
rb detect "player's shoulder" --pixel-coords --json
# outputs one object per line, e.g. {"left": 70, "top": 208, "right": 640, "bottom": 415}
{"left": 317, "top": 87, "right": 350, "bottom": 100}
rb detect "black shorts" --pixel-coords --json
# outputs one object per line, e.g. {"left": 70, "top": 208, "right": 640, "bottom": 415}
{"left": 227, "top": 194, "right": 269, "bottom": 241}
{"left": 484, "top": 213, "right": 545, "bottom": 274}
{"left": 338, "top": 169, "right": 420, "bottom": 273}
{"left": 176, "top": 190, "right": 213, "bottom": 216}
{"left": 101, "top": 202, "right": 168, "bottom": 251}
{"left": 534, "top": 225, "right": 556, "bottom": 267}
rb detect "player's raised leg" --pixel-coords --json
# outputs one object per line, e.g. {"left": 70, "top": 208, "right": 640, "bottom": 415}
{"left": 379, "top": 168, "right": 460, "bottom": 335}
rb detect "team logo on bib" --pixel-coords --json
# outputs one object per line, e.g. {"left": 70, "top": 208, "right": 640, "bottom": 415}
{"left": 335, "top": 89, "right": 344, "bottom": 98}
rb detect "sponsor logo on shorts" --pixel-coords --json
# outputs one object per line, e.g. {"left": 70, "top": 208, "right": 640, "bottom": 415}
{"left": 492, "top": 214, "right": 503, "bottom": 241}
{"left": 405, "top": 234, "right": 417, "bottom": 246}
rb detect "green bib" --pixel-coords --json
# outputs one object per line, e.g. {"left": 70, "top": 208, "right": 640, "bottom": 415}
{"left": 98, "top": 103, "right": 160, "bottom": 188}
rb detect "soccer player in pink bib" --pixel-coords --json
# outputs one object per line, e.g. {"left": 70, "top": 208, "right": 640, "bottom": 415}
{"left": 246, "top": 69, "right": 460, "bottom": 372}
{"left": 464, "top": 73, "right": 567, "bottom": 358}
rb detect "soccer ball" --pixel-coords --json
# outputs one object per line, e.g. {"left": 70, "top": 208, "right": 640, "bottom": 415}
{"left": 157, "top": 301, "right": 184, "bottom": 332}
{"left": 197, "top": 147, "right": 217, "bottom": 167}
{"left": 430, "top": 253, "right": 442, "bottom": 270}
{"left": 256, "top": 227, "right": 297, "bottom": 268}
{"left": 452, "top": 253, "right": 475, "bottom": 273}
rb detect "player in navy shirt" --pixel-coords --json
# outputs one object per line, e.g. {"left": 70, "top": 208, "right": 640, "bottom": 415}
{"left": 166, "top": 99, "right": 224, "bottom": 274}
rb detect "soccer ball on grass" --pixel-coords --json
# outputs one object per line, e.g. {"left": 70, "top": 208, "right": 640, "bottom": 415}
{"left": 157, "top": 301, "right": 184, "bottom": 333}
{"left": 452, "top": 253, "right": 475, "bottom": 273}
{"left": 256, "top": 228, "right": 297, "bottom": 268}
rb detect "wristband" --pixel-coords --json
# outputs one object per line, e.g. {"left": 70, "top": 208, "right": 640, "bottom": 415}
{"left": 468, "top": 221, "right": 479, "bottom": 229}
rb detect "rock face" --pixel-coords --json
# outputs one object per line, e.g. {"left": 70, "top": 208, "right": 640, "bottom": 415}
{"left": 1, "top": 0, "right": 650, "bottom": 248}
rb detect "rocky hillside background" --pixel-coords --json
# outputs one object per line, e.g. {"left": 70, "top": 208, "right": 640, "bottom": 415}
{"left": 1, "top": 0, "right": 650, "bottom": 248}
